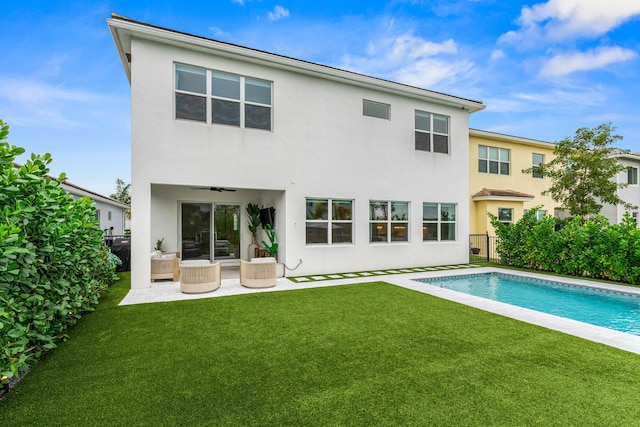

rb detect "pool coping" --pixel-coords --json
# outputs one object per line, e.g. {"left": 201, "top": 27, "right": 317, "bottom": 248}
{"left": 389, "top": 267, "right": 640, "bottom": 356}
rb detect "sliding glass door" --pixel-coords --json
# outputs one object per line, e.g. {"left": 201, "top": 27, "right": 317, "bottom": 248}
{"left": 181, "top": 203, "right": 241, "bottom": 262}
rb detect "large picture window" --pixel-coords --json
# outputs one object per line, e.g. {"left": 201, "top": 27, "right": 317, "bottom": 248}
{"left": 479, "top": 145, "right": 510, "bottom": 175}
{"left": 423, "top": 203, "right": 456, "bottom": 241}
{"left": 415, "top": 110, "right": 449, "bottom": 154}
{"left": 306, "top": 199, "right": 353, "bottom": 245}
{"left": 175, "top": 64, "right": 272, "bottom": 130}
{"left": 370, "top": 201, "right": 409, "bottom": 243}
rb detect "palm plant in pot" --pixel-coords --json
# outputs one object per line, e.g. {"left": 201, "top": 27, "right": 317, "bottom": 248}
{"left": 246, "top": 203, "right": 261, "bottom": 259}
{"left": 261, "top": 224, "right": 278, "bottom": 259}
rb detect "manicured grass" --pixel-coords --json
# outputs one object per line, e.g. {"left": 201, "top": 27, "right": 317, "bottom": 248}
{"left": 3, "top": 273, "right": 640, "bottom": 425}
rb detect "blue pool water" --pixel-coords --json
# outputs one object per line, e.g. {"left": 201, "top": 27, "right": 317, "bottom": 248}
{"left": 416, "top": 273, "right": 640, "bottom": 336}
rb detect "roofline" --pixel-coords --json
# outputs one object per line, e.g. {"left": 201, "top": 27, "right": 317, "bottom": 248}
{"left": 107, "top": 13, "right": 486, "bottom": 113}
{"left": 472, "top": 195, "right": 535, "bottom": 202}
{"left": 61, "top": 181, "right": 130, "bottom": 209}
{"left": 470, "top": 128, "right": 555, "bottom": 149}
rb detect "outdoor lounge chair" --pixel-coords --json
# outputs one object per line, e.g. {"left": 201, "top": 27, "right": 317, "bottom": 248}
{"left": 150, "top": 251, "right": 180, "bottom": 282}
{"left": 180, "top": 261, "right": 221, "bottom": 293}
{"left": 240, "top": 258, "right": 277, "bottom": 288}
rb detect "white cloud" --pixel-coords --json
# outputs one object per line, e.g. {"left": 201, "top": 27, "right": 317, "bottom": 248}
{"left": 209, "top": 26, "right": 230, "bottom": 39}
{"left": 489, "top": 49, "right": 505, "bottom": 62}
{"left": 339, "top": 32, "right": 474, "bottom": 90}
{"left": 267, "top": 6, "right": 290, "bottom": 22}
{"left": 231, "top": 0, "right": 245, "bottom": 5}
{"left": 500, "top": 0, "right": 640, "bottom": 44}
{"left": 539, "top": 46, "right": 637, "bottom": 77}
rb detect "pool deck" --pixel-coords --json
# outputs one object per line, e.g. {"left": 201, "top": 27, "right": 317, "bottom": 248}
{"left": 120, "top": 267, "right": 640, "bottom": 356}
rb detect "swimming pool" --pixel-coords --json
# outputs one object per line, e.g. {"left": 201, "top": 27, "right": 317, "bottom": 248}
{"left": 416, "top": 272, "right": 640, "bottom": 336}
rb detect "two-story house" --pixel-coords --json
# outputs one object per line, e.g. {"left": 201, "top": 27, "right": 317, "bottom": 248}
{"left": 601, "top": 153, "right": 640, "bottom": 225}
{"left": 107, "top": 14, "right": 485, "bottom": 289}
{"left": 469, "top": 129, "right": 561, "bottom": 235}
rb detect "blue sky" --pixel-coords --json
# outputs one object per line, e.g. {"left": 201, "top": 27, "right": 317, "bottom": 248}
{"left": 3, "top": 0, "right": 640, "bottom": 196}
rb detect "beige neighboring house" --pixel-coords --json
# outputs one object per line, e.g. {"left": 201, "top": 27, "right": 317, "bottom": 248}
{"left": 62, "top": 180, "right": 130, "bottom": 235}
{"left": 469, "top": 129, "right": 562, "bottom": 235}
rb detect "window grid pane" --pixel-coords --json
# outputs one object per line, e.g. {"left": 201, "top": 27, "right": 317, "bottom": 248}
{"left": 423, "top": 202, "right": 456, "bottom": 242}
{"left": 306, "top": 199, "right": 352, "bottom": 245}
{"left": 416, "top": 111, "right": 449, "bottom": 155}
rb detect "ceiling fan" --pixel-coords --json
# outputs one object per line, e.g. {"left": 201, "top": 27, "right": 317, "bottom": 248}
{"left": 190, "top": 186, "right": 236, "bottom": 192}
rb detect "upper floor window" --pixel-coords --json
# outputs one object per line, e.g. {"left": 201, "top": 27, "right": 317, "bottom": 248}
{"left": 498, "top": 208, "right": 513, "bottom": 225}
{"left": 479, "top": 145, "right": 510, "bottom": 175}
{"left": 415, "top": 111, "right": 449, "bottom": 154}
{"left": 363, "top": 100, "right": 390, "bottom": 120}
{"left": 370, "top": 201, "right": 409, "bottom": 243}
{"left": 108, "top": 211, "right": 112, "bottom": 221}
{"left": 423, "top": 203, "right": 456, "bottom": 241}
{"left": 306, "top": 199, "right": 353, "bottom": 245}
{"left": 175, "top": 64, "right": 272, "bottom": 131}
{"left": 628, "top": 167, "right": 638, "bottom": 185}
{"left": 532, "top": 153, "right": 544, "bottom": 178}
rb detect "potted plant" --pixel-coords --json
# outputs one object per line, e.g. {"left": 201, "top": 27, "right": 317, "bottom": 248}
{"left": 261, "top": 224, "right": 278, "bottom": 258}
{"left": 155, "top": 238, "right": 165, "bottom": 252}
{"left": 246, "top": 203, "right": 261, "bottom": 259}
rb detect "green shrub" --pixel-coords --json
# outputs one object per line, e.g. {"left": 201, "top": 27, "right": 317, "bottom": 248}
{"left": 490, "top": 208, "right": 640, "bottom": 285}
{"left": 0, "top": 120, "right": 117, "bottom": 386}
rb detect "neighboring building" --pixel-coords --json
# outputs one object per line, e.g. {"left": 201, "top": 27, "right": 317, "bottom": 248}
{"left": 469, "top": 129, "right": 561, "bottom": 235}
{"left": 601, "top": 153, "right": 640, "bottom": 225}
{"left": 62, "top": 180, "right": 130, "bottom": 235}
{"left": 107, "top": 14, "right": 485, "bottom": 289}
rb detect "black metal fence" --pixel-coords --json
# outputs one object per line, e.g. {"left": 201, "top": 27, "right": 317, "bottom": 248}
{"left": 469, "top": 233, "right": 500, "bottom": 263}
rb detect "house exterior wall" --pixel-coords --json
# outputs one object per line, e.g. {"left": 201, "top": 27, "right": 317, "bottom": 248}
{"left": 601, "top": 155, "right": 640, "bottom": 225}
{"left": 469, "top": 130, "right": 560, "bottom": 235}
{"left": 121, "top": 27, "right": 480, "bottom": 288}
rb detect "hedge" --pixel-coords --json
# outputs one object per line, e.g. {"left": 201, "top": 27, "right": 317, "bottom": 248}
{"left": 0, "top": 120, "right": 117, "bottom": 387}
{"left": 490, "top": 208, "right": 640, "bottom": 285}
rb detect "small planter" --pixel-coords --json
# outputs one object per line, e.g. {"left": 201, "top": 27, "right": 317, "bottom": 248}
{"left": 470, "top": 247, "right": 481, "bottom": 255}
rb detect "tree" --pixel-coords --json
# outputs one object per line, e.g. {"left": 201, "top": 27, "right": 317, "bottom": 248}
{"left": 110, "top": 178, "right": 131, "bottom": 219}
{"left": 523, "top": 123, "right": 635, "bottom": 220}
{"left": 110, "top": 178, "right": 131, "bottom": 205}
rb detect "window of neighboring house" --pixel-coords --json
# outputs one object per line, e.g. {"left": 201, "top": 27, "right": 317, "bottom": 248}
{"left": 498, "top": 208, "right": 513, "bottom": 225}
{"left": 423, "top": 203, "right": 456, "bottom": 241}
{"left": 96, "top": 209, "right": 101, "bottom": 221}
{"left": 415, "top": 110, "right": 449, "bottom": 154}
{"left": 532, "top": 153, "right": 544, "bottom": 178}
{"left": 370, "top": 201, "right": 409, "bottom": 243}
{"left": 628, "top": 167, "right": 638, "bottom": 185}
{"left": 526, "top": 209, "right": 547, "bottom": 220}
{"left": 479, "top": 145, "right": 510, "bottom": 175}
{"left": 175, "top": 64, "right": 272, "bottom": 130}
{"left": 632, "top": 212, "right": 638, "bottom": 225}
{"left": 363, "top": 100, "right": 390, "bottom": 120}
{"left": 306, "top": 198, "right": 353, "bottom": 244}
{"left": 108, "top": 211, "right": 112, "bottom": 221}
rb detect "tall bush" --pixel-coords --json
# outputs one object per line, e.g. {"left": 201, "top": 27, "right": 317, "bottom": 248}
{"left": 0, "top": 120, "right": 117, "bottom": 386}
{"left": 490, "top": 208, "right": 640, "bottom": 285}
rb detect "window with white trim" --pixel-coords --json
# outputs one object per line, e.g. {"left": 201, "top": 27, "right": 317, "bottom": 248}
{"left": 479, "top": 145, "right": 510, "bottom": 175}
{"left": 370, "top": 201, "right": 409, "bottom": 243}
{"left": 305, "top": 199, "right": 353, "bottom": 244}
{"left": 175, "top": 64, "right": 272, "bottom": 130}
{"left": 628, "top": 167, "right": 638, "bottom": 185}
{"left": 498, "top": 208, "right": 513, "bottom": 225}
{"left": 96, "top": 209, "right": 101, "bottom": 221}
{"left": 423, "top": 203, "right": 456, "bottom": 241}
{"left": 363, "top": 99, "right": 390, "bottom": 120}
{"left": 532, "top": 153, "right": 544, "bottom": 178}
{"left": 415, "top": 110, "right": 449, "bottom": 154}
{"left": 525, "top": 209, "right": 547, "bottom": 220}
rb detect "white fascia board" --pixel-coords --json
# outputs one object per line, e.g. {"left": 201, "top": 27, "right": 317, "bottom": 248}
{"left": 107, "top": 16, "right": 485, "bottom": 113}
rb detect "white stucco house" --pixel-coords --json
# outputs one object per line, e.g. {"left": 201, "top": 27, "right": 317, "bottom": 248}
{"left": 62, "top": 180, "right": 130, "bottom": 235}
{"left": 107, "top": 14, "right": 485, "bottom": 289}
{"left": 601, "top": 153, "right": 640, "bottom": 225}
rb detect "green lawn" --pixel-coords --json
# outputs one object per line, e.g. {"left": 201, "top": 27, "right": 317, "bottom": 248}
{"left": 3, "top": 273, "right": 640, "bottom": 426}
